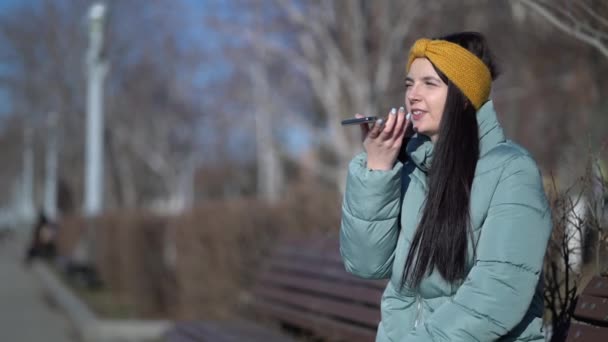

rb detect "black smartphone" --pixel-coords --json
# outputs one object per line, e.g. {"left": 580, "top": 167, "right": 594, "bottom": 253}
{"left": 341, "top": 116, "right": 378, "bottom": 126}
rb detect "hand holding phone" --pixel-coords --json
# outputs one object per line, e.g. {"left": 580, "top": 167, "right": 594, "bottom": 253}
{"left": 359, "top": 107, "right": 410, "bottom": 170}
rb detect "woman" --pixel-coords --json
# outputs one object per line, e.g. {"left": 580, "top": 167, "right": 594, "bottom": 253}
{"left": 340, "top": 32, "right": 552, "bottom": 341}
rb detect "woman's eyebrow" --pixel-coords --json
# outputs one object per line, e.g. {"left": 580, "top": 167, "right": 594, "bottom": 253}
{"left": 421, "top": 76, "right": 441, "bottom": 82}
{"left": 405, "top": 76, "right": 441, "bottom": 82}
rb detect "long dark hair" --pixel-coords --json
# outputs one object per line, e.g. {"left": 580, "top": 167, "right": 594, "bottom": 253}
{"left": 402, "top": 32, "right": 500, "bottom": 288}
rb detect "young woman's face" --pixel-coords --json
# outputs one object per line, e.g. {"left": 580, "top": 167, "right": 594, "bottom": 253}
{"left": 405, "top": 58, "right": 448, "bottom": 143}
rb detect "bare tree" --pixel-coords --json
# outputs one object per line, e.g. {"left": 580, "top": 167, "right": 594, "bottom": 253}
{"left": 543, "top": 160, "right": 607, "bottom": 341}
{"left": 208, "top": 0, "right": 429, "bottom": 193}
{"left": 515, "top": 0, "right": 608, "bottom": 58}
{"left": 512, "top": 0, "right": 608, "bottom": 177}
{"left": 544, "top": 183, "right": 584, "bottom": 341}
{"left": 0, "top": 0, "right": 207, "bottom": 212}
{"left": 0, "top": 0, "right": 90, "bottom": 215}
{"left": 99, "top": 0, "right": 207, "bottom": 211}
{"left": 248, "top": 62, "right": 285, "bottom": 204}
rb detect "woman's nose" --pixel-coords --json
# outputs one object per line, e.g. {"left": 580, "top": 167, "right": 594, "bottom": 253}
{"left": 407, "top": 85, "right": 420, "bottom": 103}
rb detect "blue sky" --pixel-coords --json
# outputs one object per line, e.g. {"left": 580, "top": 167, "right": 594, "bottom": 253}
{"left": 0, "top": 0, "right": 18, "bottom": 10}
{"left": 0, "top": 0, "right": 25, "bottom": 117}
{"left": 0, "top": 0, "right": 19, "bottom": 18}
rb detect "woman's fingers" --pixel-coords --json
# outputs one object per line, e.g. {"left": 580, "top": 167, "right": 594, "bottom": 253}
{"left": 368, "top": 118, "right": 384, "bottom": 139}
{"left": 363, "top": 106, "right": 408, "bottom": 169}
{"left": 393, "top": 107, "right": 407, "bottom": 139}
{"left": 379, "top": 108, "right": 397, "bottom": 139}
{"left": 395, "top": 107, "right": 412, "bottom": 145}
{"left": 363, "top": 106, "right": 408, "bottom": 143}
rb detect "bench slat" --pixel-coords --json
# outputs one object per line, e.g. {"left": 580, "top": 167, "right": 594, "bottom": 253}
{"left": 254, "top": 284, "right": 380, "bottom": 327}
{"left": 582, "top": 276, "right": 608, "bottom": 298}
{"left": 566, "top": 321, "right": 608, "bottom": 342}
{"left": 255, "top": 299, "right": 376, "bottom": 342}
{"left": 258, "top": 269, "right": 382, "bottom": 306}
{"left": 573, "top": 294, "right": 608, "bottom": 327}
{"left": 267, "top": 257, "right": 387, "bottom": 289}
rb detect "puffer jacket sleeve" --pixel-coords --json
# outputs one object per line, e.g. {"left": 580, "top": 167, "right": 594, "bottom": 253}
{"left": 405, "top": 154, "right": 552, "bottom": 341}
{"left": 340, "top": 152, "right": 403, "bottom": 279}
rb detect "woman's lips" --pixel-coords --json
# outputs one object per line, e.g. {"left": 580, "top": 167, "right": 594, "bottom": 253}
{"left": 411, "top": 110, "right": 426, "bottom": 120}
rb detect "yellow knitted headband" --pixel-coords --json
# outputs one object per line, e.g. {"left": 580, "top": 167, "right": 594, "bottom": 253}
{"left": 406, "top": 38, "right": 492, "bottom": 110}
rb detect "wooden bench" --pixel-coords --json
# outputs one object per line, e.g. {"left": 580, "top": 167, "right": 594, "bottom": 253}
{"left": 252, "top": 237, "right": 386, "bottom": 342}
{"left": 566, "top": 275, "right": 608, "bottom": 341}
{"left": 166, "top": 236, "right": 386, "bottom": 342}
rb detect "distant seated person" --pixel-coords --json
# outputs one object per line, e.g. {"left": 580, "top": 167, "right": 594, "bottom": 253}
{"left": 24, "top": 211, "right": 57, "bottom": 265}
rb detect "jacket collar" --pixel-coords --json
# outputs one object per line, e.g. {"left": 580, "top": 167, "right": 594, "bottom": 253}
{"left": 406, "top": 100, "right": 505, "bottom": 172}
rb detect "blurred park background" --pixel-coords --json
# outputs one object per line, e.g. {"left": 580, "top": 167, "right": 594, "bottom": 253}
{"left": 0, "top": 0, "right": 606, "bottom": 341}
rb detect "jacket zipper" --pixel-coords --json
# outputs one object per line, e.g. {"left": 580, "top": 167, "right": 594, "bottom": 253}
{"left": 413, "top": 294, "right": 422, "bottom": 328}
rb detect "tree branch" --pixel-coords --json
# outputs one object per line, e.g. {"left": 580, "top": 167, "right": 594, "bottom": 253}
{"left": 517, "top": 0, "right": 608, "bottom": 58}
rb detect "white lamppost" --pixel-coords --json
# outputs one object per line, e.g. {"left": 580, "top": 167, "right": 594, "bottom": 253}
{"left": 44, "top": 111, "right": 59, "bottom": 221}
{"left": 84, "top": 2, "right": 108, "bottom": 218}
{"left": 71, "top": 2, "right": 108, "bottom": 269}
{"left": 21, "top": 121, "right": 35, "bottom": 222}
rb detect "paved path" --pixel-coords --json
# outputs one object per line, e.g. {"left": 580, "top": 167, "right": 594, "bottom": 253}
{"left": 0, "top": 226, "right": 78, "bottom": 342}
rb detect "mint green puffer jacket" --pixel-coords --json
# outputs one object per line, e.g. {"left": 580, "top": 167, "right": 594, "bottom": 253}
{"left": 340, "top": 101, "right": 552, "bottom": 342}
